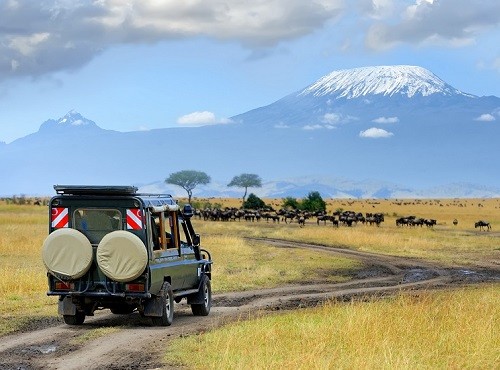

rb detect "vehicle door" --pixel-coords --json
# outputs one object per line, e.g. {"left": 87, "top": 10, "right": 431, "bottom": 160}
{"left": 148, "top": 211, "right": 185, "bottom": 293}
{"left": 178, "top": 215, "right": 200, "bottom": 289}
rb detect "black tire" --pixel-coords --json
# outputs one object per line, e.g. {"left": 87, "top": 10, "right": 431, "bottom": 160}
{"left": 191, "top": 275, "right": 211, "bottom": 316}
{"left": 151, "top": 282, "right": 174, "bottom": 326}
{"left": 63, "top": 311, "right": 85, "bottom": 325}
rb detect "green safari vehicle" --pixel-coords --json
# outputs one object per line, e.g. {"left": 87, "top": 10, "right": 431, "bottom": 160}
{"left": 42, "top": 185, "right": 212, "bottom": 326}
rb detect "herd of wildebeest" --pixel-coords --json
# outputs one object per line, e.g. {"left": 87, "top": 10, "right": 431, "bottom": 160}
{"left": 2, "top": 196, "right": 493, "bottom": 231}
{"left": 193, "top": 207, "right": 493, "bottom": 231}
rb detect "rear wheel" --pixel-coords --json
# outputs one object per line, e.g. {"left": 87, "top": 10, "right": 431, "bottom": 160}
{"left": 191, "top": 275, "right": 211, "bottom": 316}
{"left": 151, "top": 282, "right": 174, "bottom": 326}
{"left": 63, "top": 311, "right": 85, "bottom": 325}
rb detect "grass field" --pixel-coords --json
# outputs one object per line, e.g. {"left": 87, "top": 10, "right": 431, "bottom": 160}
{"left": 166, "top": 285, "right": 499, "bottom": 369}
{"left": 0, "top": 198, "right": 498, "bottom": 368}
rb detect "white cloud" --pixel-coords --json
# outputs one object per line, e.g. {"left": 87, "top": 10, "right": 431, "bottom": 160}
{"left": 359, "top": 127, "right": 394, "bottom": 138}
{"left": 303, "top": 124, "right": 325, "bottom": 130}
{"left": 474, "top": 113, "right": 495, "bottom": 122}
{"left": 366, "top": 0, "right": 500, "bottom": 50}
{"left": 321, "top": 112, "right": 358, "bottom": 125}
{"left": 0, "top": 1, "right": 345, "bottom": 80}
{"left": 8, "top": 32, "right": 50, "bottom": 56}
{"left": 372, "top": 116, "right": 399, "bottom": 124}
{"left": 358, "top": 0, "right": 396, "bottom": 20}
{"left": 322, "top": 113, "right": 342, "bottom": 124}
{"left": 274, "top": 122, "right": 290, "bottom": 129}
{"left": 0, "top": 0, "right": 498, "bottom": 82}
{"left": 177, "top": 111, "right": 232, "bottom": 126}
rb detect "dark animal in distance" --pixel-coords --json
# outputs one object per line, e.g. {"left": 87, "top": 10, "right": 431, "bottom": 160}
{"left": 298, "top": 216, "right": 305, "bottom": 228}
{"left": 475, "top": 220, "right": 491, "bottom": 231}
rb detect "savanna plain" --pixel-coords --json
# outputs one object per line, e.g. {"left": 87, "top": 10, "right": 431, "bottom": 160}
{"left": 0, "top": 197, "right": 499, "bottom": 369}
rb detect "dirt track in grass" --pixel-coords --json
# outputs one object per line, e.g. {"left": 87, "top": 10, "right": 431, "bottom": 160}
{"left": 1, "top": 238, "right": 498, "bottom": 370}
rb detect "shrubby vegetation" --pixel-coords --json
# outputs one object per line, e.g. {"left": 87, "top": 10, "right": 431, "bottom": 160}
{"left": 282, "top": 191, "right": 326, "bottom": 212}
{"left": 243, "top": 193, "right": 266, "bottom": 209}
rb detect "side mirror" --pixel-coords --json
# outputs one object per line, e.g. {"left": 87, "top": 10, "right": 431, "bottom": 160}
{"left": 192, "top": 233, "right": 200, "bottom": 246}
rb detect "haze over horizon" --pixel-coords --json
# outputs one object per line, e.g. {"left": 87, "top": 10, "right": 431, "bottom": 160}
{"left": 0, "top": 1, "right": 499, "bottom": 144}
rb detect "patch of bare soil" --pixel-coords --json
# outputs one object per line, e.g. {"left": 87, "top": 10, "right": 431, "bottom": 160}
{"left": 0, "top": 238, "right": 498, "bottom": 370}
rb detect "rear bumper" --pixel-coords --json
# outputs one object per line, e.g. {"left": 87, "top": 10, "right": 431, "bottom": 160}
{"left": 48, "top": 290, "right": 151, "bottom": 299}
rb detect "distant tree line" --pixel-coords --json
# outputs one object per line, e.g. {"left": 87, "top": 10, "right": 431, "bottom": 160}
{"left": 165, "top": 170, "right": 262, "bottom": 205}
{"left": 165, "top": 169, "right": 327, "bottom": 213}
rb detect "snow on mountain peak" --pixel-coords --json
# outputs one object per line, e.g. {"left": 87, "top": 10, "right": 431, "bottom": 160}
{"left": 57, "top": 110, "right": 92, "bottom": 126}
{"left": 300, "top": 65, "right": 470, "bottom": 99}
{"left": 38, "top": 110, "right": 99, "bottom": 132}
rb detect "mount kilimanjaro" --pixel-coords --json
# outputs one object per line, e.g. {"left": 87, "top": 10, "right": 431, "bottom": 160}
{"left": 1, "top": 65, "right": 499, "bottom": 198}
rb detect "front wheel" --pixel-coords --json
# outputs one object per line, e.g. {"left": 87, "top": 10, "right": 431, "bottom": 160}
{"left": 63, "top": 310, "right": 85, "bottom": 325}
{"left": 151, "top": 282, "right": 174, "bottom": 326}
{"left": 191, "top": 275, "right": 211, "bottom": 316}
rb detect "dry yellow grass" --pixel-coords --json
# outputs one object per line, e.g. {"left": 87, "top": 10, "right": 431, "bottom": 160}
{"left": 202, "top": 235, "right": 361, "bottom": 293}
{"left": 193, "top": 216, "right": 498, "bottom": 267}
{"left": 166, "top": 285, "right": 499, "bottom": 369}
{"left": 0, "top": 196, "right": 498, "bottom": 368}
{"left": 0, "top": 204, "right": 56, "bottom": 334}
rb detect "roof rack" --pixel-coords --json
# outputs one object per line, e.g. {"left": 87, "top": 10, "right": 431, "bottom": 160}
{"left": 54, "top": 185, "right": 139, "bottom": 196}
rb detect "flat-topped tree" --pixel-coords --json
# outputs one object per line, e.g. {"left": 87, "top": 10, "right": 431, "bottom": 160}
{"left": 227, "top": 173, "right": 262, "bottom": 203}
{"left": 165, "top": 170, "right": 210, "bottom": 204}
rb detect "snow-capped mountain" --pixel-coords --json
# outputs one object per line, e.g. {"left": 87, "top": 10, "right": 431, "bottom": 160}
{"left": 232, "top": 65, "right": 490, "bottom": 129}
{"left": 38, "top": 110, "right": 99, "bottom": 132}
{"left": 300, "top": 65, "right": 470, "bottom": 99}
{"left": 2, "top": 65, "right": 499, "bottom": 197}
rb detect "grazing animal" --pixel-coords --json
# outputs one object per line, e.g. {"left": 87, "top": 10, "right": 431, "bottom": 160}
{"left": 424, "top": 219, "right": 437, "bottom": 228}
{"left": 298, "top": 216, "right": 305, "bottom": 228}
{"left": 453, "top": 219, "right": 458, "bottom": 226}
{"left": 316, "top": 215, "right": 332, "bottom": 225}
{"left": 366, "top": 213, "right": 384, "bottom": 227}
{"left": 475, "top": 220, "right": 491, "bottom": 231}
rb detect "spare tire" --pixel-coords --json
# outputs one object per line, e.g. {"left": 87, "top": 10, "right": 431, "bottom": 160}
{"left": 42, "top": 228, "right": 93, "bottom": 279}
{"left": 96, "top": 231, "right": 148, "bottom": 282}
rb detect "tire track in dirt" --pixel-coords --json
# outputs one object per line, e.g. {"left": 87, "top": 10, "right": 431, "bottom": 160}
{"left": 0, "top": 238, "right": 498, "bottom": 370}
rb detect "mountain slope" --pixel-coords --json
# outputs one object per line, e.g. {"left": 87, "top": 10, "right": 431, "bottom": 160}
{"left": 232, "top": 65, "right": 496, "bottom": 129}
{"left": 2, "top": 65, "right": 499, "bottom": 197}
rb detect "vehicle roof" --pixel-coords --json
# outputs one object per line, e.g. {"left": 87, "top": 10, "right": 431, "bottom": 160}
{"left": 53, "top": 185, "right": 178, "bottom": 211}
{"left": 54, "top": 185, "right": 140, "bottom": 196}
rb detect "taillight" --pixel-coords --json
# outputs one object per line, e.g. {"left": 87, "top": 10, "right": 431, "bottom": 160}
{"left": 125, "top": 283, "right": 145, "bottom": 292}
{"left": 55, "top": 281, "right": 74, "bottom": 291}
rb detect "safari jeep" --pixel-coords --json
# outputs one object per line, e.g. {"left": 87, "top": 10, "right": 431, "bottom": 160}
{"left": 42, "top": 185, "right": 212, "bottom": 326}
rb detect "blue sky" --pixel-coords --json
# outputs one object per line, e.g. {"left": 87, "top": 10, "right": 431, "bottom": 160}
{"left": 0, "top": 0, "right": 499, "bottom": 143}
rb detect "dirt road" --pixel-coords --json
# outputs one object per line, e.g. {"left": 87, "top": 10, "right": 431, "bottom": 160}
{"left": 1, "top": 238, "right": 498, "bottom": 370}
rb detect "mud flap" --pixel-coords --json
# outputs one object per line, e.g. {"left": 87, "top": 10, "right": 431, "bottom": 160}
{"left": 58, "top": 296, "right": 77, "bottom": 315}
{"left": 143, "top": 295, "right": 162, "bottom": 317}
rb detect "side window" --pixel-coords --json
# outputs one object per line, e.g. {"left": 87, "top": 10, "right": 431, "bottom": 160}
{"left": 150, "top": 213, "right": 161, "bottom": 250}
{"left": 151, "top": 211, "right": 175, "bottom": 250}
{"left": 163, "top": 213, "right": 175, "bottom": 249}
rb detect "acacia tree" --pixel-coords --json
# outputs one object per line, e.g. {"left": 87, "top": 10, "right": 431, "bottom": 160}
{"left": 165, "top": 170, "right": 210, "bottom": 204}
{"left": 227, "top": 173, "right": 262, "bottom": 202}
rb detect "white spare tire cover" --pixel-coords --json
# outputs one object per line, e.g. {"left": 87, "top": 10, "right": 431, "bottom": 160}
{"left": 96, "top": 230, "right": 148, "bottom": 282}
{"left": 42, "top": 228, "right": 93, "bottom": 279}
